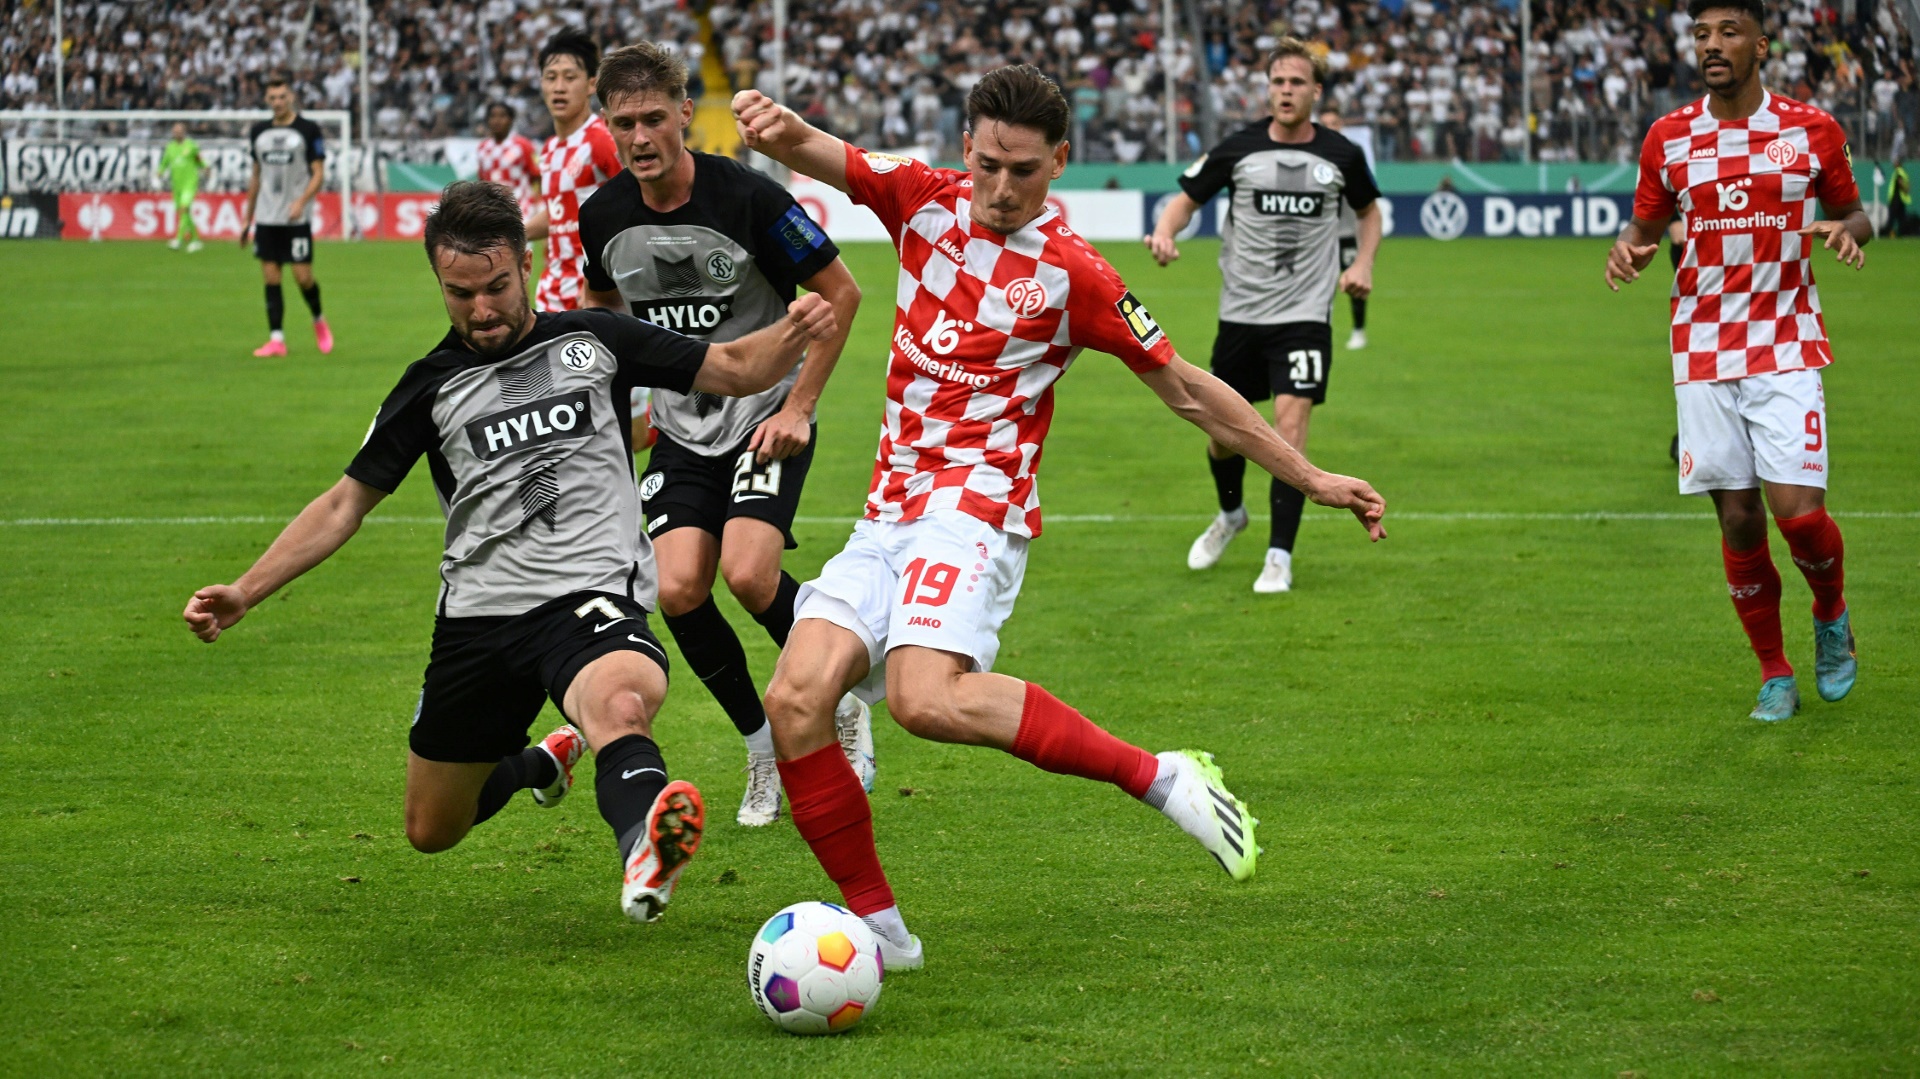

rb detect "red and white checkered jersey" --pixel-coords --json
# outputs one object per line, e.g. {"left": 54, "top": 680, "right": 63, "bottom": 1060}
{"left": 476, "top": 132, "right": 540, "bottom": 208}
{"left": 537, "top": 116, "right": 621, "bottom": 312}
{"left": 1635, "top": 92, "right": 1860, "bottom": 385}
{"left": 844, "top": 145, "right": 1175, "bottom": 539}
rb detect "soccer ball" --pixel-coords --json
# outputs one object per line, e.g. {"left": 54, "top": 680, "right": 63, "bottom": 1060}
{"left": 747, "top": 901, "right": 884, "bottom": 1035}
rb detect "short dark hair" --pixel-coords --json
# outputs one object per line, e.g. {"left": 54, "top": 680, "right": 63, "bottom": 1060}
{"left": 965, "top": 65, "right": 1070, "bottom": 146}
{"left": 486, "top": 100, "right": 516, "bottom": 120}
{"left": 538, "top": 28, "right": 600, "bottom": 79}
{"left": 424, "top": 181, "right": 527, "bottom": 265}
{"left": 1266, "top": 38, "right": 1329, "bottom": 85}
{"left": 264, "top": 71, "right": 293, "bottom": 90}
{"left": 597, "top": 42, "right": 690, "bottom": 107}
{"left": 1687, "top": 0, "right": 1766, "bottom": 23}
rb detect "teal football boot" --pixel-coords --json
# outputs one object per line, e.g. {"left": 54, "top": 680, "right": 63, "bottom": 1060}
{"left": 1750, "top": 676, "right": 1800, "bottom": 722}
{"left": 1813, "top": 610, "right": 1857, "bottom": 702}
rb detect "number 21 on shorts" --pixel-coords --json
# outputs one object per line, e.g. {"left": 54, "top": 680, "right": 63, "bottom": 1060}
{"left": 900, "top": 558, "right": 959, "bottom": 606}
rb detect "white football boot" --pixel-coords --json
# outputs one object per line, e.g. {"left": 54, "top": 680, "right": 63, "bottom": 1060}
{"left": 1253, "top": 548, "right": 1293, "bottom": 594}
{"left": 1187, "top": 506, "right": 1249, "bottom": 570}
{"left": 835, "top": 693, "right": 877, "bottom": 793}
{"left": 1347, "top": 328, "right": 1367, "bottom": 350}
{"left": 530, "top": 724, "right": 587, "bottom": 808}
{"left": 738, "top": 751, "right": 782, "bottom": 827}
{"left": 1143, "top": 750, "right": 1259, "bottom": 881}
{"left": 621, "top": 781, "right": 706, "bottom": 923}
{"left": 862, "top": 914, "right": 926, "bottom": 972}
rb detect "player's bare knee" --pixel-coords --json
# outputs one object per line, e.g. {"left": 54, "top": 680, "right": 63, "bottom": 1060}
{"left": 887, "top": 690, "right": 966, "bottom": 743}
{"left": 721, "top": 561, "right": 778, "bottom": 613}
{"left": 405, "top": 815, "right": 466, "bottom": 854}
{"left": 656, "top": 574, "right": 712, "bottom": 617}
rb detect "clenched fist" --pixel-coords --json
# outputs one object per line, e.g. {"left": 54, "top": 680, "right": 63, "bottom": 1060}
{"left": 787, "top": 292, "right": 836, "bottom": 341}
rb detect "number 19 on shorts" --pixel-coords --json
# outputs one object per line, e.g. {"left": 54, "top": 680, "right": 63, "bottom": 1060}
{"left": 900, "top": 558, "right": 959, "bottom": 606}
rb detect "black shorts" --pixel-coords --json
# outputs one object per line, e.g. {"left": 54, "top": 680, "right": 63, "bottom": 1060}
{"left": 410, "top": 591, "right": 669, "bottom": 763}
{"left": 253, "top": 223, "right": 314, "bottom": 264}
{"left": 1338, "top": 236, "right": 1358, "bottom": 270}
{"left": 640, "top": 424, "right": 815, "bottom": 550}
{"left": 1210, "top": 321, "right": 1335, "bottom": 405}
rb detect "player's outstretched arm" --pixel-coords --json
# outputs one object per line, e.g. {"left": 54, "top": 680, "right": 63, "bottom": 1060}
{"left": 1145, "top": 193, "right": 1199, "bottom": 266}
{"left": 1604, "top": 216, "right": 1666, "bottom": 291}
{"left": 182, "top": 477, "right": 387, "bottom": 643}
{"left": 731, "top": 90, "right": 849, "bottom": 193}
{"left": 748, "top": 258, "right": 863, "bottom": 463}
{"left": 1140, "top": 358, "right": 1386, "bottom": 541}
{"left": 1799, "top": 198, "right": 1871, "bottom": 269}
{"left": 694, "top": 293, "right": 837, "bottom": 398}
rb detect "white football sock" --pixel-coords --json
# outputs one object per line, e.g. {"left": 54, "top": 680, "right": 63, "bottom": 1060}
{"left": 744, "top": 722, "right": 775, "bottom": 757}
{"left": 861, "top": 905, "right": 911, "bottom": 944}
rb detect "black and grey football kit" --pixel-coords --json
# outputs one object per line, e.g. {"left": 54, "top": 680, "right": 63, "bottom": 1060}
{"left": 580, "top": 153, "right": 839, "bottom": 548}
{"left": 1179, "top": 121, "right": 1379, "bottom": 404}
{"left": 346, "top": 308, "right": 707, "bottom": 762}
{"left": 248, "top": 116, "right": 325, "bottom": 264}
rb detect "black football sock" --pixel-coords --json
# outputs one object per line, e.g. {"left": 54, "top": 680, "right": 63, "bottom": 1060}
{"left": 264, "top": 284, "right": 284, "bottom": 333}
{"left": 1208, "top": 450, "right": 1246, "bottom": 514}
{"left": 1269, "top": 477, "right": 1306, "bottom": 553}
{"left": 1350, "top": 295, "right": 1367, "bottom": 331}
{"left": 300, "top": 282, "right": 323, "bottom": 318}
{"left": 748, "top": 571, "right": 802, "bottom": 647}
{"left": 664, "top": 596, "right": 768, "bottom": 738}
{"left": 472, "top": 746, "right": 558, "bottom": 826}
{"left": 595, "top": 733, "right": 668, "bottom": 860}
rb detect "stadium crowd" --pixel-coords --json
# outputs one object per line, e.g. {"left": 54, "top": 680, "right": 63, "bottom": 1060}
{"left": 2, "top": 0, "right": 1913, "bottom": 162}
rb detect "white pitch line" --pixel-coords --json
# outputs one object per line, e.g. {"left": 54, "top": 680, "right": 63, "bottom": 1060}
{"left": 3, "top": 510, "right": 1916, "bottom": 527}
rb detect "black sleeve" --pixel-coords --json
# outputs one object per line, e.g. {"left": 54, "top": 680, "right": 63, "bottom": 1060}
{"left": 344, "top": 363, "right": 442, "bottom": 493}
{"left": 298, "top": 117, "right": 326, "bottom": 161}
{"left": 578, "top": 189, "right": 616, "bottom": 294}
{"left": 1177, "top": 140, "right": 1243, "bottom": 204}
{"left": 1335, "top": 136, "right": 1381, "bottom": 211}
{"left": 577, "top": 308, "right": 707, "bottom": 392}
{"left": 750, "top": 174, "right": 840, "bottom": 291}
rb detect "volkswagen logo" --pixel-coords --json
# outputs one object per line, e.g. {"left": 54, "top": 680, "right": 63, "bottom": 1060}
{"left": 1420, "top": 191, "right": 1469, "bottom": 241}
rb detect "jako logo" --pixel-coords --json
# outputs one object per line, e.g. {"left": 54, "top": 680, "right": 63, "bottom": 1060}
{"left": 921, "top": 309, "right": 974, "bottom": 355}
{"left": 1690, "top": 146, "right": 1719, "bottom": 159}
{"left": 906, "top": 616, "right": 941, "bottom": 628}
{"left": 1716, "top": 178, "right": 1753, "bottom": 212}
{"left": 466, "top": 391, "right": 592, "bottom": 459}
{"left": 643, "top": 300, "right": 733, "bottom": 335}
{"left": 935, "top": 235, "right": 968, "bottom": 267}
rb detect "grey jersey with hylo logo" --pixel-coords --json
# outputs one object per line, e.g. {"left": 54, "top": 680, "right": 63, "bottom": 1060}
{"left": 1180, "top": 122, "right": 1380, "bottom": 325}
{"left": 248, "top": 116, "right": 326, "bottom": 226}
{"left": 580, "top": 152, "right": 840, "bottom": 452}
{"left": 347, "top": 310, "right": 708, "bottom": 618}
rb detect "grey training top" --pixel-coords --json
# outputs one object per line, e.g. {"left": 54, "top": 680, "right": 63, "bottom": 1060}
{"left": 580, "top": 152, "right": 839, "bottom": 452}
{"left": 248, "top": 116, "right": 325, "bottom": 227}
{"left": 346, "top": 309, "right": 708, "bottom": 618}
{"left": 1179, "top": 121, "right": 1380, "bottom": 325}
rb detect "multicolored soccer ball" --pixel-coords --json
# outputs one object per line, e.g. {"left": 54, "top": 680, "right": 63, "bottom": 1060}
{"left": 747, "top": 901, "right": 884, "bottom": 1034}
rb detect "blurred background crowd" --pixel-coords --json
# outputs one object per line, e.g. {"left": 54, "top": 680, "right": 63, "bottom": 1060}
{"left": 2, "top": 0, "right": 1914, "bottom": 162}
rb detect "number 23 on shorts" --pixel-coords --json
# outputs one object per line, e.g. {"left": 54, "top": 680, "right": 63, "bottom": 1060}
{"left": 900, "top": 558, "right": 959, "bottom": 606}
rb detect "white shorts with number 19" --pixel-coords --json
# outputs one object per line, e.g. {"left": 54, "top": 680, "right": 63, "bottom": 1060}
{"left": 1674, "top": 368, "right": 1829, "bottom": 496}
{"left": 794, "top": 510, "right": 1029, "bottom": 704}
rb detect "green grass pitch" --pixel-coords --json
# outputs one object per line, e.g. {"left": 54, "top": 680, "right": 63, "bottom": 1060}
{"left": 1, "top": 233, "right": 1916, "bottom": 1075}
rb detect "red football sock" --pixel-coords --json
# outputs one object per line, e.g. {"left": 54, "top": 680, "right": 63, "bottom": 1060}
{"left": 777, "top": 743, "right": 894, "bottom": 916}
{"left": 1775, "top": 508, "right": 1847, "bottom": 622}
{"left": 1723, "top": 538, "right": 1792, "bottom": 681}
{"left": 1010, "top": 682, "right": 1159, "bottom": 799}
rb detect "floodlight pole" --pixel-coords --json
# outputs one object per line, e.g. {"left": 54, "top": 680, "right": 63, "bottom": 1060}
{"left": 53, "top": 0, "right": 65, "bottom": 138}
{"left": 772, "top": 0, "right": 788, "bottom": 107}
{"left": 358, "top": 0, "right": 372, "bottom": 205}
{"left": 1161, "top": 0, "right": 1177, "bottom": 163}
{"left": 1519, "top": 0, "right": 1532, "bottom": 164}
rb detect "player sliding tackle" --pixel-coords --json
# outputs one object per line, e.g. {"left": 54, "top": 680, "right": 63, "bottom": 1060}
{"left": 734, "top": 65, "right": 1387, "bottom": 969}
{"left": 184, "top": 181, "right": 836, "bottom": 923}
{"left": 1606, "top": 0, "right": 1867, "bottom": 721}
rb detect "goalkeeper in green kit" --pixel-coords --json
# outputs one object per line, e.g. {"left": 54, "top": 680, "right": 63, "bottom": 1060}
{"left": 158, "top": 123, "right": 205, "bottom": 252}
